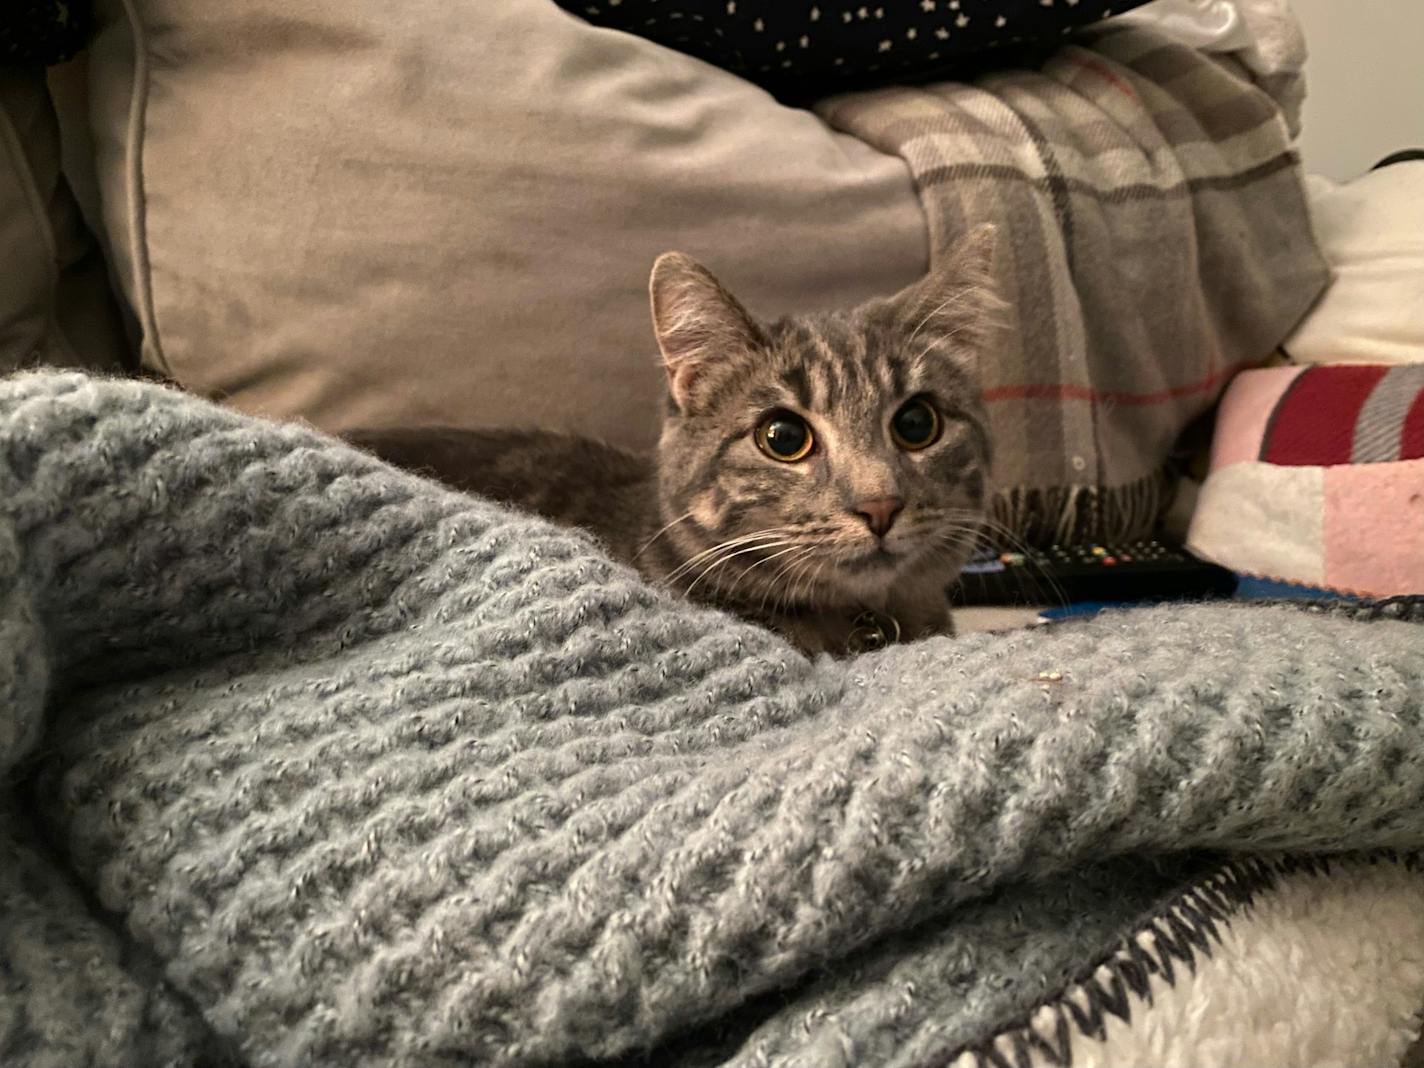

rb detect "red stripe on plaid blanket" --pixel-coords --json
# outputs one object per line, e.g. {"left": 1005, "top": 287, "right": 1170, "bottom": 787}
{"left": 981, "top": 360, "right": 1255, "bottom": 406}
{"left": 1070, "top": 54, "right": 1141, "bottom": 101}
{"left": 1402, "top": 390, "right": 1424, "bottom": 461}
{"left": 1262, "top": 365, "right": 1390, "bottom": 466}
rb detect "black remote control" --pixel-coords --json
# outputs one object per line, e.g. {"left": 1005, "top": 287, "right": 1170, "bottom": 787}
{"left": 951, "top": 538, "right": 1238, "bottom": 607}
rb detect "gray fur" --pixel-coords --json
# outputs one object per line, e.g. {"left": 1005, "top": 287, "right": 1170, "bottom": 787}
{"left": 352, "top": 228, "right": 1000, "bottom": 655}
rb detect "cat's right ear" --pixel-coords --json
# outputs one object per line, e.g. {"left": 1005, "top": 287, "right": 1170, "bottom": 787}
{"left": 649, "top": 252, "right": 765, "bottom": 412}
{"left": 890, "top": 224, "right": 1005, "bottom": 371}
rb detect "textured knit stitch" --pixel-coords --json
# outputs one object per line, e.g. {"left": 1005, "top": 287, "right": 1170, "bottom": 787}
{"left": 1, "top": 372, "right": 1423, "bottom": 1067}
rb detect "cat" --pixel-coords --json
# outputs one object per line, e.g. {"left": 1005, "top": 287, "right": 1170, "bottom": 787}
{"left": 348, "top": 225, "right": 1001, "bottom": 656}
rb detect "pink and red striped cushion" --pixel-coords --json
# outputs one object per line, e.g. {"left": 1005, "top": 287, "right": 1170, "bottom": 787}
{"left": 1260, "top": 365, "right": 1424, "bottom": 467}
{"left": 1188, "top": 364, "right": 1424, "bottom": 598}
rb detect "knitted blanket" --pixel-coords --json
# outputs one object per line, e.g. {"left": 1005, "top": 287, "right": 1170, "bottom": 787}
{"left": 818, "top": 27, "right": 1329, "bottom": 546}
{"left": 3, "top": 373, "right": 1424, "bottom": 1068}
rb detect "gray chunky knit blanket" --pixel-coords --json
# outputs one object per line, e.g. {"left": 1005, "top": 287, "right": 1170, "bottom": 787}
{"left": 3, "top": 372, "right": 1423, "bottom": 1068}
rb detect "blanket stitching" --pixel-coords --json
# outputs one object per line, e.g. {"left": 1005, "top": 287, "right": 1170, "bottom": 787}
{"left": 917, "top": 852, "right": 1424, "bottom": 1068}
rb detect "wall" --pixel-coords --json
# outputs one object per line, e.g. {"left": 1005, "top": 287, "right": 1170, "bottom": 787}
{"left": 1291, "top": 0, "right": 1424, "bottom": 180}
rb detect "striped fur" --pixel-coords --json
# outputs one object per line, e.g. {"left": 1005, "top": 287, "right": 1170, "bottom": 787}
{"left": 817, "top": 26, "right": 1329, "bottom": 545}
{"left": 644, "top": 227, "right": 999, "bottom": 653}
{"left": 351, "top": 231, "right": 1000, "bottom": 655}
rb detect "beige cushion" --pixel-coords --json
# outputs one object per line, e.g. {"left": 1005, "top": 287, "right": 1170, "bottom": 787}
{"left": 0, "top": 66, "right": 130, "bottom": 374}
{"left": 1286, "top": 168, "right": 1424, "bottom": 366}
{"left": 85, "top": 0, "right": 927, "bottom": 448}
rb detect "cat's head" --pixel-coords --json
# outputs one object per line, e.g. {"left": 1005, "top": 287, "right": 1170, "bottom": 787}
{"left": 647, "top": 226, "right": 1000, "bottom": 608}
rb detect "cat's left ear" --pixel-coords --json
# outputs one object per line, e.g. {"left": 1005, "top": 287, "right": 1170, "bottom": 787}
{"left": 650, "top": 252, "right": 766, "bottom": 413}
{"left": 890, "top": 224, "right": 1005, "bottom": 368}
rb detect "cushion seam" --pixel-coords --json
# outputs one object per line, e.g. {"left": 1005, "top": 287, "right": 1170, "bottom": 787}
{"left": 117, "top": 0, "right": 171, "bottom": 378}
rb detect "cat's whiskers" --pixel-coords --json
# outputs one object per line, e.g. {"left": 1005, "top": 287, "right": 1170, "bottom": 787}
{"left": 756, "top": 546, "right": 820, "bottom": 615}
{"left": 923, "top": 507, "right": 1003, "bottom": 551}
{"left": 685, "top": 545, "right": 798, "bottom": 601}
{"left": 929, "top": 525, "right": 981, "bottom": 560}
{"left": 791, "top": 548, "right": 826, "bottom": 604}
{"left": 931, "top": 529, "right": 980, "bottom": 560}
{"left": 938, "top": 509, "right": 1052, "bottom": 576}
{"left": 662, "top": 527, "right": 797, "bottom": 586}
{"left": 632, "top": 510, "right": 695, "bottom": 562}
{"left": 930, "top": 521, "right": 1070, "bottom": 608}
{"left": 682, "top": 537, "right": 802, "bottom": 598}
{"left": 726, "top": 544, "right": 810, "bottom": 605}
{"left": 790, "top": 556, "right": 829, "bottom": 616}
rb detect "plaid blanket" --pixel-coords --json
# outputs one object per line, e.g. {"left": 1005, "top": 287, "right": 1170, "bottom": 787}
{"left": 818, "top": 27, "right": 1328, "bottom": 545}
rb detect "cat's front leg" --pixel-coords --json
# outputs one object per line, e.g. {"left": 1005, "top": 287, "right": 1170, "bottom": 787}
{"left": 884, "top": 580, "right": 958, "bottom": 643}
{"left": 897, "top": 603, "right": 956, "bottom": 642}
{"left": 932, "top": 604, "right": 957, "bottom": 639}
{"left": 759, "top": 612, "right": 854, "bottom": 658}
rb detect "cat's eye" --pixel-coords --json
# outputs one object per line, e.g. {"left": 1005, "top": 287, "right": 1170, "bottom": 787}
{"left": 890, "top": 398, "right": 941, "bottom": 451}
{"left": 755, "top": 411, "right": 815, "bottom": 462}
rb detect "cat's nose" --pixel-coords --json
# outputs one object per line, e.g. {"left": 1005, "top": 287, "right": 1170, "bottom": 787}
{"left": 853, "top": 497, "right": 904, "bottom": 538}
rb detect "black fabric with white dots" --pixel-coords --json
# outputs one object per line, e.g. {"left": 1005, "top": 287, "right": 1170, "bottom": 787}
{"left": 1, "top": 0, "right": 92, "bottom": 64}
{"left": 556, "top": 0, "right": 1152, "bottom": 98}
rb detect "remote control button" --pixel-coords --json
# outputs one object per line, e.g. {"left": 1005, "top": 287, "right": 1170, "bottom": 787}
{"left": 1102, "top": 556, "right": 1117, "bottom": 566}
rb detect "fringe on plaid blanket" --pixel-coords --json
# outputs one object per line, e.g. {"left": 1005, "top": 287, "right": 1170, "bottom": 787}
{"left": 818, "top": 26, "right": 1329, "bottom": 547}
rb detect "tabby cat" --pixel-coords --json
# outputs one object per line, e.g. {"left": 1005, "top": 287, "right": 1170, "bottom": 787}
{"left": 349, "top": 226, "right": 1001, "bottom": 656}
